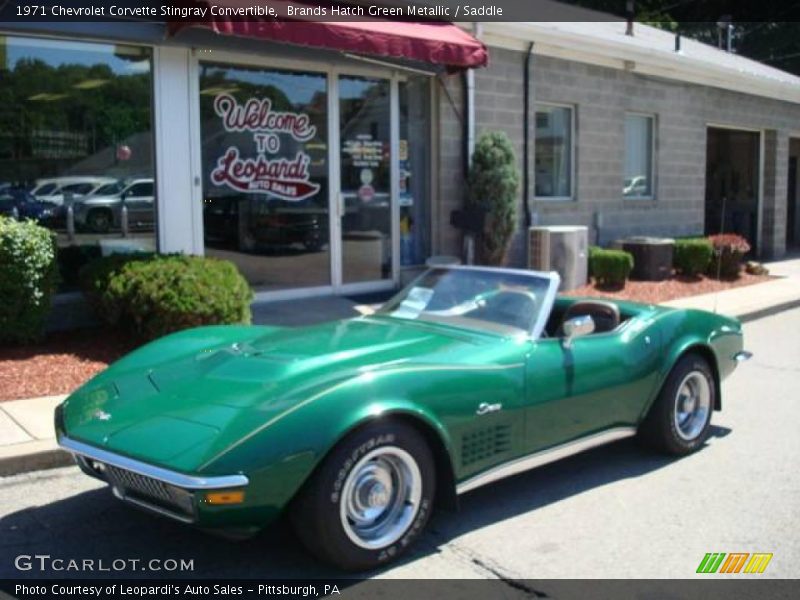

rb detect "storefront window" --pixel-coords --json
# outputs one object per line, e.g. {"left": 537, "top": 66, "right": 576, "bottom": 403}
{"left": 399, "top": 76, "right": 431, "bottom": 267}
{"left": 0, "top": 36, "right": 155, "bottom": 291}
{"left": 535, "top": 104, "right": 573, "bottom": 199}
{"left": 199, "top": 63, "right": 329, "bottom": 290}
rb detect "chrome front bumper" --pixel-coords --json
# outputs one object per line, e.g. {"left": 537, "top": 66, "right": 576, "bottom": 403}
{"left": 58, "top": 435, "right": 248, "bottom": 524}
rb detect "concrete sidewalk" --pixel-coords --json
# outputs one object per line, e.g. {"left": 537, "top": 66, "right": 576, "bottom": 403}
{"left": 662, "top": 257, "right": 800, "bottom": 321}
{"left": 0, "top": 395, "right": 69, "bottom": 476}
{"left": 2, "top": 257, "right": 799, "bottom": 477}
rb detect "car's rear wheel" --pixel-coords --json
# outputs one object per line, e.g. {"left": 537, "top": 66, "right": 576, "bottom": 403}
{"left": 291, "top": 420, "right": 435, "bottom": 571}
{"left": 87, "top": 208, "right": 112, "bottom": 233}
{"left": 638, "top": 353, "right": 715, "bottom": 455}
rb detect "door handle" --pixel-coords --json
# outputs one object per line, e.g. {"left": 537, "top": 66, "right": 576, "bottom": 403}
{"left": 337, "top": 192, "right": 345, "bottom": 219}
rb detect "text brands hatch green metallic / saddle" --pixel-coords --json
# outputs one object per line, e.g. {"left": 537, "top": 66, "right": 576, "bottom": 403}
{"left": 56, "top": 266, "right": 750, "bottom": 570}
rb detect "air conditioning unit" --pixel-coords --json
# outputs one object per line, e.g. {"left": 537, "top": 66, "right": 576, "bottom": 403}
{"left": 528, "top": 226, "right": 588, "bottom": 291}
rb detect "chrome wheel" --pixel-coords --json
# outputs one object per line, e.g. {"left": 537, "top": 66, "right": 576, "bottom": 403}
{"left": 339, "top": 446, "right": 422, "bottom": 550}
{"left": 674, "top": 371, "right": 711, "bottom": 441}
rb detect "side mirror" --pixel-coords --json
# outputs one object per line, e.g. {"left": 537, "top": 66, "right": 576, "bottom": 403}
{"left": 562, "top": 315, "right": 595, "bottom": 348}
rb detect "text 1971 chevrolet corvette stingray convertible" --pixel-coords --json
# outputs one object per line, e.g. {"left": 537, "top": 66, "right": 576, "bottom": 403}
{"left": 56, "top": 266, "right": 750, "bottom": 570}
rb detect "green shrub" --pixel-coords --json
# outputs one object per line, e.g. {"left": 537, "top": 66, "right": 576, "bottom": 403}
{"left": 0, "top": 216, "right": 59, "bottom": 343}
{"left": 590, "top": 249, "right": 634, "bottom": 288}
{"left": 80, "top": 254, "right": 253, "bottom": 339}
{"left": 79, "top": 252, "right": 155, "bottom": 324}
{"left": 673, "top": 238, "right": 713, "bottom": 277}
{"left": 588, "top": 245, "right": 602, "bottom": 278}
{"left": 708, "top": 234, "right": 751, "bottom": 279}
{"left": 467, "top": 131, "right": 520, "bottom": 265}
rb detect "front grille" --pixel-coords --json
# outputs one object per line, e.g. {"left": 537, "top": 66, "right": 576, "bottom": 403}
{"left": 107, "top": 465, "right": 174, "bottom": 502}
{"left": 104, "top": 464, "right": 195, "bottom": 520}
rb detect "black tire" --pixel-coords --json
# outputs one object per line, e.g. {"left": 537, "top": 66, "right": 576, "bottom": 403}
{"left": 87, "top": 209, "right": 112, "bottom": 233}
{"left": 291, "top": 420, "right": 436, "bottom": 571}
{"left": 302, "top": 234, "right": 323, "bottom": 253}
{"left": 638, "top": 353, "right": 716, "bottom": 455}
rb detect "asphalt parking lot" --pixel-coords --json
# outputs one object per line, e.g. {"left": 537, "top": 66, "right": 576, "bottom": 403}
{"left": 1, "top": 308, "right": 798, "bottom": 581}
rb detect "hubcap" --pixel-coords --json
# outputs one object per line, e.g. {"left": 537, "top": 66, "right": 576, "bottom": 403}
{"left": 339, "top": 446, "right": 422, "bottom": 550}
{"left": 674, "top": 371, "right": 711, "bottom": 441}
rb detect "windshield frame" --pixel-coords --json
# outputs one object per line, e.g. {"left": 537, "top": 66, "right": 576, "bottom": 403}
{"left": 377, "top": 266, "right": 561, "bottom": 339}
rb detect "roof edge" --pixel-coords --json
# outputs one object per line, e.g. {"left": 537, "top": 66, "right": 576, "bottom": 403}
{"left": 472, "top": 22, "right": 800, "bottom": 105}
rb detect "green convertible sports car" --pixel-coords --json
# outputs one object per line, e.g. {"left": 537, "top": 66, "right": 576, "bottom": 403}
{"left": 56, "top": 266, "right": 750, "bottom": 570}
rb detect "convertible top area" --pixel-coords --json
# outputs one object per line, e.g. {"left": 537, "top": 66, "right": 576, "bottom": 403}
{"left": 378, "top": 266, "right": 561, "bottom": 339}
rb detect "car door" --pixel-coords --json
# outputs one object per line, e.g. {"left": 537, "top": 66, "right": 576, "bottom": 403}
{"left": 523, "top": 321, "right": 662, "bottom": 454}
{"left": 124, "top": 181, "right": 155, "bottom": 229}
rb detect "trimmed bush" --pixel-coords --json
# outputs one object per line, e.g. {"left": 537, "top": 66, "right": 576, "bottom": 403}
{"left": 0, "top": 216, "right": 59, "bottom": 343}
{"left": 590, "top": 248, "right": 634, "bottom": 288}
{"left": 467, "top": 131, "right": 520, "bottom": 265}
{"left": 673, "top": 238, "right": 713, "bottom": 277}
{"left": 79, "top": 252, "right": 156, "bottom": 324}
{"left": 588, "top": 245, "right": 602, "bottom": 278}
{"left": 708, "top": 234, "right": 751, "bottom": 279}
{"left": 80, "top": 254, "right": 253, "bottom": 339}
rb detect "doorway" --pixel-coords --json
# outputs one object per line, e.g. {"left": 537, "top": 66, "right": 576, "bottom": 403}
{"left": 788, "top": 139, "right": 800, "bottom": 249}
{"left": 195, "top": 55, "right": 402, "bottom": 298}
{"left": 705, "top": 127, "right": 761, "bottom": 252}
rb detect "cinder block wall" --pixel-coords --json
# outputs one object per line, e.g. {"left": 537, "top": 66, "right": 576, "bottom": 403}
{"left": 436, "top": 46, "right": 800, "bottom": 263}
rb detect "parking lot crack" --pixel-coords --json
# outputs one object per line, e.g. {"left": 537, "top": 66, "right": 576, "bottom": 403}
{"left": 468, "top": 556, "right": 550, "bottom": 598}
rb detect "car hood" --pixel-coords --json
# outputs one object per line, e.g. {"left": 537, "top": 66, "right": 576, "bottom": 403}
{"left": 61, "top": 318, "right": 485, "bottom": 472}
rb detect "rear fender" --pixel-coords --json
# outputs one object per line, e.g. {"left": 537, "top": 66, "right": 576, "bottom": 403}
{"left": 643, "top": 310, "right": 743, "bottom": 416}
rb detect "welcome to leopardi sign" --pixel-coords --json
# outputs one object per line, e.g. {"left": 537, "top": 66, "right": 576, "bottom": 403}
{"left": 210, "top": 93, "right": 321, "bottom": 202}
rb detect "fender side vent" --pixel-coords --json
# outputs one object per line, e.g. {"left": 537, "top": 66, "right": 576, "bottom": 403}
{"left": 462, "top": 424, "right": 512, "bottom": 467}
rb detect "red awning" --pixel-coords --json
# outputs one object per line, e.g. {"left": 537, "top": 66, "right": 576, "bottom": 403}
{"left": 168, "top": 1, "right": 488, "bottom": 70}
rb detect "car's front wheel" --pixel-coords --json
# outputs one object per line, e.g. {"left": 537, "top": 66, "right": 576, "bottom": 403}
{"left": 639, "top": 353, "right": 715, "bottom": 455}
{"left": 291, "top": 420, "right": 435, "bottom": 571}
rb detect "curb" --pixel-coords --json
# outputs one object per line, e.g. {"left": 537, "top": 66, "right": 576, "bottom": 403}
{"left": 0, "top": 440, "right": 72, "bottom": 477}
{"left": 737, "top": 298, "right": 800, "bottom": 323}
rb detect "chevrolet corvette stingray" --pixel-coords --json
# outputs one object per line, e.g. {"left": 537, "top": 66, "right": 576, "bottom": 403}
{"left": 56, "top": 266, "right": 749, "bottom": 570}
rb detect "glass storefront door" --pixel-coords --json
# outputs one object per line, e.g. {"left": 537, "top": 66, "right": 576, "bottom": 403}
{"left": 198, "top": 62, "right": 331, "bottom": 291}
{"left": 196, "top": 57, "right": 424, "bottom": 297}
{"left": 337, "top": 75, "right": 393, "bottom": 286}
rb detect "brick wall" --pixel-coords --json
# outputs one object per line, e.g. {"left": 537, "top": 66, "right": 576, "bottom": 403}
{"left": 437, "top": 47, "right": 800, "bottom": 264}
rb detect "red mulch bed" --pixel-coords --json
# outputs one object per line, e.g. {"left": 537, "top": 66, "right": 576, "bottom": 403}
{"left": 563, "top": 272, "right": 773, "bottom": 304}
{"left": 0, "top": 329, "right": 139, "bottom": 402}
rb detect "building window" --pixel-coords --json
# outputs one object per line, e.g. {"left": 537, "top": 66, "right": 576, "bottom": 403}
{"left": 624, "top": 114, "right": 655, "bottom": 198}
{"left": 0, "top": 35, "right": 155, "bottom": 292}
{"left": 535, "top": 104, "right": 573, "bottom": 199}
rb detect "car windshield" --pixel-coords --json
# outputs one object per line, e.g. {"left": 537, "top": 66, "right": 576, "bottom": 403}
{"left": 34, "top": 183, "right": 57, "bottom": 195}
{"left": 377, "top": 267, "right": 557, "bottom": 337}
{"left": 93, "top": 181, "right": 124, "bottom": 196}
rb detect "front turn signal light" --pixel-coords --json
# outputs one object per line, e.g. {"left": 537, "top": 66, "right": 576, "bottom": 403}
{"left": 204, "top": 490, "right": 245, "bottom": 505}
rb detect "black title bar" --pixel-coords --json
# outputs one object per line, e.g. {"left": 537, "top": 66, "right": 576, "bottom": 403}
{"left": 1, "top": 0, "right": 799, "bottom": 23}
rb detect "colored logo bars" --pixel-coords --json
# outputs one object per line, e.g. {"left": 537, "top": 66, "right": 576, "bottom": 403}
{"left": 697, "top": 552, "right": 773, "bottom": 574}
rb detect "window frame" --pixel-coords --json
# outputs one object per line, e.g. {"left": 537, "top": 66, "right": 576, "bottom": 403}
{"left": 623, "top": 112, "right": 657, "bottom": 201}
{"left": 534, "top": 102, "right": 576, "bottom": 202}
